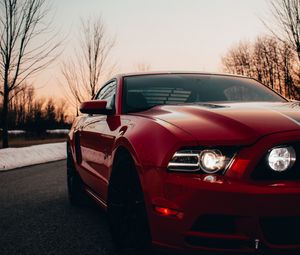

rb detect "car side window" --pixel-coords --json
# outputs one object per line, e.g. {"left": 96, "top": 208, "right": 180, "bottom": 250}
{"left": 95, "top": 80, "right": 117, "bottom": 110}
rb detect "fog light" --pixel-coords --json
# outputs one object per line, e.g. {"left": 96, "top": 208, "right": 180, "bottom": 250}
{"left": 267, "top": 146, "right": 296, "bottom": 172}
{"left": 200, "top": 150, "right": 226, "bottom": 173}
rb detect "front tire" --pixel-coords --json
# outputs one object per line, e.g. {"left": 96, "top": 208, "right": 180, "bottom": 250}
{"left": 67, "top": 145, "right": 86, "bottom": 206}
{"left": 107, "top": 152, "right": 151, "bottom": 255}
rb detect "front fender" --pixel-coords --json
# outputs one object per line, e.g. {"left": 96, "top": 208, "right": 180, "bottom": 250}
{"left": 113, "top": 117, "right": 196, "bottom": 169}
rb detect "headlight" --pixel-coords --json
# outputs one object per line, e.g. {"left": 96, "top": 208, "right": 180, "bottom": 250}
{"left": 168, "top": 148, "right": 235, "bottom": 174}
{"left": 267, "top": 146, "right": 296, "bottom": 172}
{"left": 199, "top": 150, "right": 226, "bottom": 174}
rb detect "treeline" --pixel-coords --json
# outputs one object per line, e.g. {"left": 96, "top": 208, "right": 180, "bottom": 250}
{"left": 0, "top": 86, "right": 71, "bottom": 135}
{"left": 222, "top": 36, "right": 300, "bottom": 99}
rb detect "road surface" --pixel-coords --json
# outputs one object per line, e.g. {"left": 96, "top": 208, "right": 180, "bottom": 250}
{"left": 0, "top": 160, "right": 118, "bottom": 255}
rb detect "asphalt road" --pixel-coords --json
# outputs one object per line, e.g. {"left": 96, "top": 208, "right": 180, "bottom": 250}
{"left": 0, "top": 160, "right": 118, "bottom": 255}
{"left": 0, "top": 161, "right": 295, "bottom": 255}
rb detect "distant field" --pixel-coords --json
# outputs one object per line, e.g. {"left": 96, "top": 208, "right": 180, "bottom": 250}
{"left": 0, "top": 130, "right": 69, "bottom": 148}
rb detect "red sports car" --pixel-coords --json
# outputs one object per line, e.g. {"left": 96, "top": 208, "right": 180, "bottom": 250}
{"left": 67, "top": 72, "right": 300, "bottom": 254}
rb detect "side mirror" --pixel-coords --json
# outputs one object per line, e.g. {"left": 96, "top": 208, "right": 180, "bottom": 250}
{"left": 80, "top": 100, "right": 114, "bottom": 115}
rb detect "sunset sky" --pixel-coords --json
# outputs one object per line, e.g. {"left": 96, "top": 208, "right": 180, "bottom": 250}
{"left": 38, "top": 0, "right": 271, "bottom": 99}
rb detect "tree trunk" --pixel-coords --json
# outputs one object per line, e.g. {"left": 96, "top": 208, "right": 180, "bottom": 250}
{"left": 296, "top": 45, "right": 300, "bottom": 64}
{"left": 1, "top": 84, "right": 9, "bottom": 148}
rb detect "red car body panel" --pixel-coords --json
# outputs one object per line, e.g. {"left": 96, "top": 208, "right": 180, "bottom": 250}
{"left": 68, "top": 73, "right": 300, "bottom": 254}
{"left": 144, "top": 129, "right": 300, "bottom": 253}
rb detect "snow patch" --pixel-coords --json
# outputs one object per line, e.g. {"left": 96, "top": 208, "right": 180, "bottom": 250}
{"left": 0, "top": 142, "right": 66, "bottom": 171}
{"left": 8, "top": 130, "right": 26, "bottom": 135}
{"left": 6, "top": 129, "right": 69, "bottom": 135}
{"left": 46, "top": 129, "right": 69, "bottom": 134}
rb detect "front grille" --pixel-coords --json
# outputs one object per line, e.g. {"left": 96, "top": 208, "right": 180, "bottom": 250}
{"left": 191, "top": 215, "right": 236, "bottom": 234}
{"left": 252, "top": 142, "right": 300, "bottom": 181}
{"left": 186, "top": 215, "right": 253, "bottom": 250}
{"left": 260, "top": 217, "right": 300, "bottom": 245}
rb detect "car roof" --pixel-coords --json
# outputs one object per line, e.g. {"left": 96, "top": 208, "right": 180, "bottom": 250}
{"left": 114, "top": 71, "right": 250, "bottom": 80}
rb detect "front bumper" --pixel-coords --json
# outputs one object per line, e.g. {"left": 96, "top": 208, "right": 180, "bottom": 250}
{"left": 143, "top": 169, "right": 300, "bottom": 254}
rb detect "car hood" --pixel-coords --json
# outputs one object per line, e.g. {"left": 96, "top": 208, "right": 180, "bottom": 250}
{"left": 137, "top": 102, "right": 300, "bottom": 146}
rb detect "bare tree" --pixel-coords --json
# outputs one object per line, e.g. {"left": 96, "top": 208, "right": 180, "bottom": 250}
{"left": 222, "top": 41, "right": 253, "bottom": 77}
{"left": 55, "top": 99, "right": 68, "bottom": 124}
{"left": 9, "top": 83, "right": 33, "bottom": 127}
{"left": 253, "top": 37, "right": 279, "bottom": 90}
{"left": 135, "top": 63, "right": 152, "bottom": 72}
{"left": 3, "top": 84, "right": 70, "bottom": 136}
{"left": 61, "top": 17, "right": 116, "bottom": 115}
{"left": 0, "top": 0, "right": 60, "bottom": 148}
{"left": 222, "top": 36, "right": 299, "bottom": 99}
{"left": 264, "top": 0, "right": 300, "bottom": 62}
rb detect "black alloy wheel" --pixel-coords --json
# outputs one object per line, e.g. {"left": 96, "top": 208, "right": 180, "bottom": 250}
{"left": 107, "top": 152, "right": 152, "bottom": 255}
{"left": 66, "top": 145, "right": 87, "bottom": 206}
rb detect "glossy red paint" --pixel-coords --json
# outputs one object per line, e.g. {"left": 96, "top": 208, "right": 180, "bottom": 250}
{"left": 68, "top": 72, "right": 300, "bottom": 254}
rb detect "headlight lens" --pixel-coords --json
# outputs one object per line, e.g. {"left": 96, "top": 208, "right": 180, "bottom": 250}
{"left": 199, "top": 150, "right": 226, "bottom": 174}
{"left": 168, "top": 148, "right": 234, "bottom": 173}
{"left": 267, "top": 146, "right": 296, "bottom": 172}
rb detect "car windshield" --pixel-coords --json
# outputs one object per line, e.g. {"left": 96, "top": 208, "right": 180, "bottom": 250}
{"left": 123, "top": 74, "right": 286, "bottom": 113}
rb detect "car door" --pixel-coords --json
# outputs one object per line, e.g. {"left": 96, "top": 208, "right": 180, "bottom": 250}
{"left": 78, "top": 80, "right": 117, "bottom": 197}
